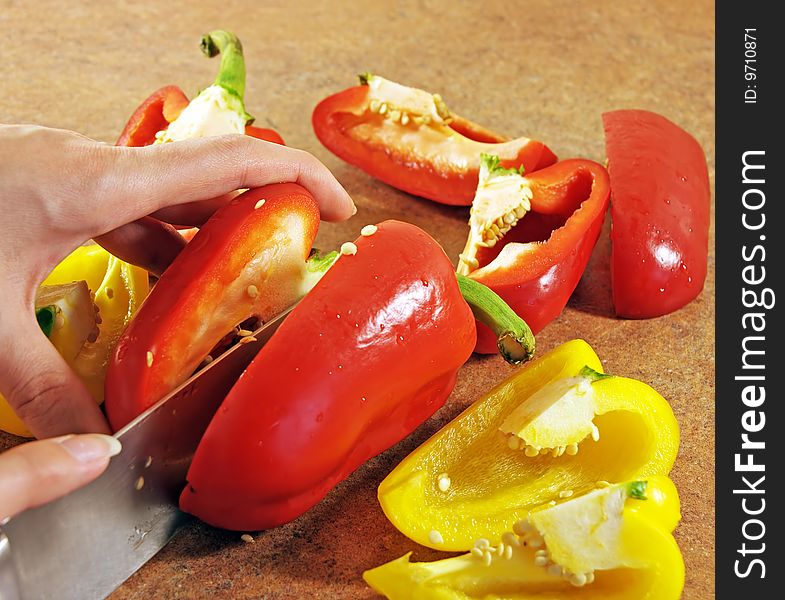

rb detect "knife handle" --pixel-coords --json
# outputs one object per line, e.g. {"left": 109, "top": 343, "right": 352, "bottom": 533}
{"left": 0, "top": 529, "right": 21, "bottom": 600}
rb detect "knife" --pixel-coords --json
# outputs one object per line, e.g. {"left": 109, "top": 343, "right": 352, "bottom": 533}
{"left": 0, "top": 306, "right": 293, "bottom": 600}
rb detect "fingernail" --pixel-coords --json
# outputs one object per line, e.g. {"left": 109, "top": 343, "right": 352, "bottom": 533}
{"left": 351, "top": 203, "right": 358, "bottom": 216}
{"left": 58, "top": 434, "right": 122, "bottom": 462}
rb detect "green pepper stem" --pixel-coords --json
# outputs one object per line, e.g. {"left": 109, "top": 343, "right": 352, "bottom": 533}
{"left": 307, "top": 249, "right": 339, "bottom": 274}
{"left": 35, "top": 305, "right": 56, "bottom": 338}
{"left": 626, "top": 480, "right": 648, "bottom": 500}
{"left": 201, "top": 30, "right": 247, "bottom": 101}
{"left": 456, "top": 274, "right": 535, "bottom": 365}
{"left": 578, "top": 365, "right": 613, "bottom": 382}
{"left": 299, "top": 249, "right": 339, "bottom": 297}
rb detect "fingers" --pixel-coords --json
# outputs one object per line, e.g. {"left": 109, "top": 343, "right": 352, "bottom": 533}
{"left": 150, "top": 191, "right": 240, "bottom": 227}
{"left": 0, "top": 434, "right": 120, "bottom": 520}
{"left": 94, "top": 216, "right": 186, "bottom": 276}
{"left": 0, "top": 309, "right": 110, "bottom": 439}
{"left": 89, "top": 135, "right": 356, "bottom": 235}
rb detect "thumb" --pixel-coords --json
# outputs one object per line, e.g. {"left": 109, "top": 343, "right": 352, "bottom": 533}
{"left": 0, "top": 434, "right": 121, "bottom": 520}
{"left": 0, "top": 308, "right": 110, "bottom": 439}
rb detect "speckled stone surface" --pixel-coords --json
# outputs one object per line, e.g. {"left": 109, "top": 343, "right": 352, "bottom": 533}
{"left": 1, "top": 1, "right": 714, "bottom": 598}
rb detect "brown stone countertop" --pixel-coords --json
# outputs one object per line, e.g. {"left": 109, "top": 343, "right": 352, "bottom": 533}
{"left": 1, "top": 0, "right": 714, "bottom": 598}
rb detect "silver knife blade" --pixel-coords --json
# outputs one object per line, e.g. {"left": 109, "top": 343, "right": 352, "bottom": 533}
{"left": 0, "top": 306, "right": 293, "bottom": 600}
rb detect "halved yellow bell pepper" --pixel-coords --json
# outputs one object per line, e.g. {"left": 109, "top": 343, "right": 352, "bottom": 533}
{"left": 48, "top": 249, "right": 150, "bottom": 403}
{"left": 365, "top": 475, "right": 684, "bottom": 599}
{"left": 377, "top": 339, "right": 680, "bottom": 551}
{"left": 0, "top": 245, "right": 149, "bottom": 437}
{"left": 0, "top": 402, "right": 30, "bottom": 438}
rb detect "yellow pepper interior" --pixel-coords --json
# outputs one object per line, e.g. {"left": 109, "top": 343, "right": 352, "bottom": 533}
{"left": 365, "top": 476, "right": 684, "bottom": 600}
{"left": 378, "top": 339, "right": 679, "bottom": 551}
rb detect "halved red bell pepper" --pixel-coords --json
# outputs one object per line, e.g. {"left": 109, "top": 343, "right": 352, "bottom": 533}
{"left": 104, "top": 184, "right": 327, "bottom": 430}
{"left": 116, "top": 85, "right": 190, "bottom": 147}
{"left": 179, "top": 220, "right": 536, "bottom": 531}
{"left": 116, "top": 30, "right": 284, "bottom": 148}
{"left": 457, "top": 157, "right": 610, "bottom": 352}
{"left": 312, "top": 74, "right": 556, "bottom": 206}
{"left": 603, "top": 110, "right": 710, "bottom": 318}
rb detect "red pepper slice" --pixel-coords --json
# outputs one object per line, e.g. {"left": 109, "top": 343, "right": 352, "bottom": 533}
{"left": 179, "top": 221, "right": 480, "bottom": 530}
{"left": 603, "top": 110, "right": 710, "bottom": 318}
{"left": 312, "top": 79, "right": 556, "bottom": 206}
{"left": 104, "top": 184, "right": 322, "bottom": 430}
{"left": 461, "top": 159, "right": 610, "bottom": 352}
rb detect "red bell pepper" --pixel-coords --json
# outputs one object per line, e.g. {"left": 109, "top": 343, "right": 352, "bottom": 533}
{"left": 179, "top": 220, "right": 535, "bottom": 530}
{"left": 116, "top": 85, "right": 190, "bottom": 147}
{"left": 116, "top": 30, "right": 284, "bottom": 148}
{"left": 602, "top": 110, "right": 710, "bottom": 318}
{"left": 104, "top": 184, "right": 331, "bottom": 430}
{"left": 457, "top": 156, "right": 610, "bottom": 352}
{"left": 312, "top": 74, "right": 556, "bottom": 206}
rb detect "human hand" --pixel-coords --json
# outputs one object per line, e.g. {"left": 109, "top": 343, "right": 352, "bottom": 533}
{"left": 0, "top": 433, "right": 121, "bottom": 521}
{"left": 0, "top": 124, "right": 355, "bottom": 438}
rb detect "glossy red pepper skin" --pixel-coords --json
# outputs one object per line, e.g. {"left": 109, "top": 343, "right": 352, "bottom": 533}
{"left": 179, "top": 221, "right": 477, "bottom": 530}
{"left": 116, "top": 86, "right": 285, "bottom": 147}
{"left": 469, "top": 159, "right": 610, "bottom": 352}
{"left": 312, "top": 85, "right": 556, "bottom": 206}
{"left": 104, "top": 185, "right": 320, "bottom": 430}
{"left": 603, "top": 110, "right": 710, "bottom": 318}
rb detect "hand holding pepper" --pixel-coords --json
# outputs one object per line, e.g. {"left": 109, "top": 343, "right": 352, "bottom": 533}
{"left": 0, "top": 123, "right": 355, "bottom": 439}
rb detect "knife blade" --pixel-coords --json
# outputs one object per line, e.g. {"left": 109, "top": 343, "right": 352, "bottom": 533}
{"left": 0, "top": 306, "right": 293, "bottom": 600}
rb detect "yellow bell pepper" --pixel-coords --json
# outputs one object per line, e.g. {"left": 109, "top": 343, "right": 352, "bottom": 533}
{"left": 35, "top": 281, "right": 101, "bottom": 365}
{"left": 0, "top": 402, "right": 30, "bottom": 438}
{"left": 49, "top": 250, "right": 150, "bottom": 403}
{"left": 377, "top": 339, "right": 680, "bottom": 552}
{"left": 364, "top": 475, "right": 684, "bottom": 599}
{"left": 0, "top": 245, "right": 149, "bottom": 437}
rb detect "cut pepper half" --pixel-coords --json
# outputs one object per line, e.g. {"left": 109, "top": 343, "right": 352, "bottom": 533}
{"left": 179, "top": 221, "right": 478, "bottom": 530}
{"left": 179, "top": 221, "right": 535, "bottom": 531}
{"left": 458, "top": 158, "right": 610, "bottom": 348}
{"left": 44, "top": 246, "right": 150, "bottom": 403}
{"left": 365, "top": 476, "right": 684, "bottom": 599}
{"left": 377, "top": 339, "right": 679, "bottom": 551}
{"left": 104, "top": 184, "right": 330, "bottom": 430}
{"left": 312, "top": 74, "right": 556, "bottom": 206}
